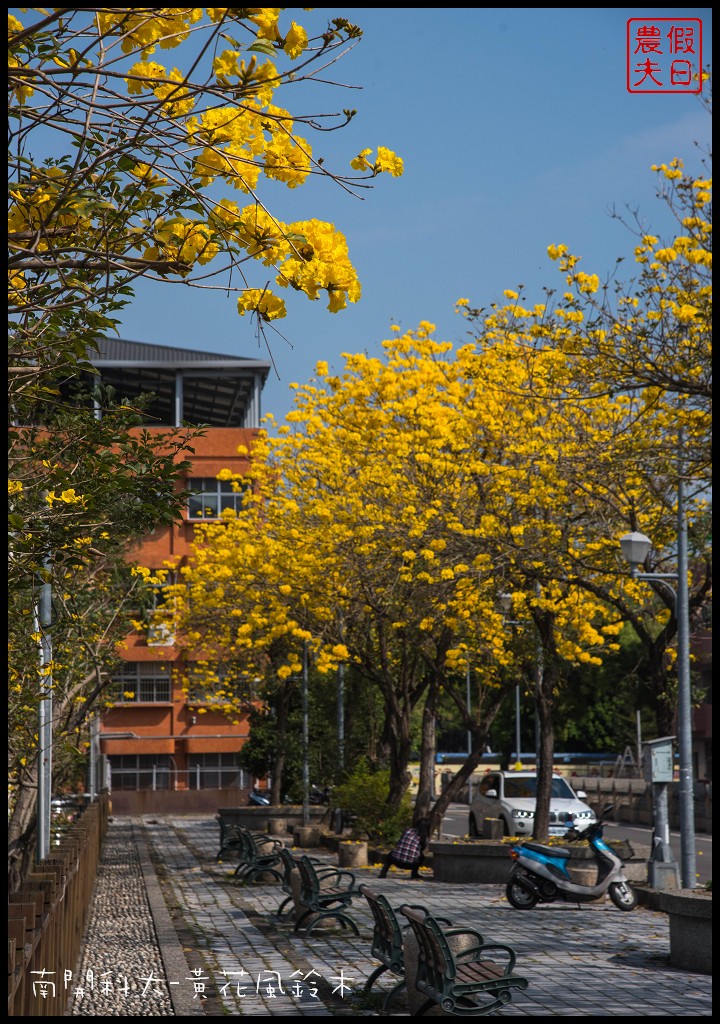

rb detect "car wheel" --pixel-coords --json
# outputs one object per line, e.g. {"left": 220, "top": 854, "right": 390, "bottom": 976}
{"left": 501, "top": 816, "right": 512, "bottom": 837}
{"left": 468, "top": 813, "right": 479, "bottom": 838}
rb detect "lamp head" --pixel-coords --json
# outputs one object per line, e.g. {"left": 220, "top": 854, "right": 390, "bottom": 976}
{"left": 619, "top": 531, "right": 652, "bottom": 572}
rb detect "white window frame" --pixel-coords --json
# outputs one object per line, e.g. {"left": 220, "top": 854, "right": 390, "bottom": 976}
{"left": 108, "top": 662, "right": 173, "bottom": 703}
{"left": 110, "top": 755, "right": 172, "bottom": 790}
{"left": 186, "top": 477, "right": 248, "bottom": 520}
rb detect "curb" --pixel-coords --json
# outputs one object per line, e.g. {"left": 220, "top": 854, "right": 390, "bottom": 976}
{"left": 133, "top": 820, "right": 206, "bottom": 1016}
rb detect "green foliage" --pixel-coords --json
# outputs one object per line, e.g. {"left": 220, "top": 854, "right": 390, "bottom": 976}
{"left": 237, "top": 692, "right": 303, "bottom": 798}
{"left": 333, "top": 758, "right": 413, "bottom": 845}
{"left": 236, "top": 666, "right": 385, "bottom": 800}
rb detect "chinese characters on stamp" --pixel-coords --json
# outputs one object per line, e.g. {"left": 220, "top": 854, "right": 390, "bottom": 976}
{"left": 627, "top": 18, "right": 703, "bottom": 94}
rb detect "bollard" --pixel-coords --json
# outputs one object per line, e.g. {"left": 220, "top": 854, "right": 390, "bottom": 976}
{"left": 483, "top": 817, "right": 503, "bottom": 840}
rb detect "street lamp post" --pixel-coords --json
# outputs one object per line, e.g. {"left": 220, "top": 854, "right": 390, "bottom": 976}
{"left": 36, "top": 565, "right": 53, "bottom": 862}
{"left": 302, "top": 640, "right": 310, "bottom": 827}
{"left": 499, "top": 593, "right": 522, "bottom": 768}
{"left": 619, "top": 527, "right": 696, "bottom": 889}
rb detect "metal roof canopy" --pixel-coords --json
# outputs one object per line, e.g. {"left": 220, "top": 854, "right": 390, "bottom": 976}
{"left": 89, "top": 337, "right": 272, "bottom": 429}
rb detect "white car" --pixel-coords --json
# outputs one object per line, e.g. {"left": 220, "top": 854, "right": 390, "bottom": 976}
{"left": 468, "top": 770, "right": 596, "bottom": 838}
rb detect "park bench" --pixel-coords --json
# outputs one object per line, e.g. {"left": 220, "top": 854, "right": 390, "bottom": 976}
{"left": 215, "top": 814, "right": 245, "bottom": 862}
{"left": 231, "top": 826, "right": 284, "bottom": 886}
{"left": 293, "top": 854, "right": 361, "bottom": 938}
{"left": 358, "top": 884, "right": 454, "bottom": 1012}
{"left": 399, "top": 905, "right": 529, "bottom": 1016}
{"left": 275, "top": 846, "right": 301, "bottom": 919}
{"left": 275, "top": 846, "right": 333, "bottom": 921}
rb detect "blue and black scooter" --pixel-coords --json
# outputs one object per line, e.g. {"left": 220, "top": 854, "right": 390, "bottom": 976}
{"left": 506, "top": 802, "right": 637, "bottom": 911}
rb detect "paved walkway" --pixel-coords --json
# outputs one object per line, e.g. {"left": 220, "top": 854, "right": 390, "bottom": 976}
{"left": 66, "top": 815, "right": 712, "bottom": 1016}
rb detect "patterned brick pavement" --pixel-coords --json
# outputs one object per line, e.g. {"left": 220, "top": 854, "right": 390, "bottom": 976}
{"left": 67, "top": 815, "right": 712, "bottom": 1016}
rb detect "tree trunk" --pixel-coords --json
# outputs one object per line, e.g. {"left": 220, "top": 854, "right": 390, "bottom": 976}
{"left": 533, "top": 607, "right": 557, "bottom": 840}
{"left": 427, "top": 695, "right": 508, "bottom": 833}
{"left": 270, "top": 686, "right": 291, "bottom": 805}
{"left": 8, "top": 773, "right": 38, "bottom": 894}
{"left": 414, "top": 685, "right": 438, "bottom": 819}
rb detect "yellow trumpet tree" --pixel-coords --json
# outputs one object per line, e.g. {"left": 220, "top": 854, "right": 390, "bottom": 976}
{"left": 457, "top": 150, "right": 712, "bottom": 484}
{"left": 8, "top": 7, "right": 403, "bottom": 403}
{"left": 453, "top": 144, "right": 711, "bottom": 833}
{"left": 8, "top": 7, "right": 403, "bottom": 878}
{"left": 167, "top": 324, "right": 663, "bottom": 830}
{"left": 165, "top": 142, "right": 711, "bottom": 835}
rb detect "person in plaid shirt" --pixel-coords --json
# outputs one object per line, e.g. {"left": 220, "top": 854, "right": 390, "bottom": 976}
{"left": 378, "top": 817, "right": 430, "bottom": 879}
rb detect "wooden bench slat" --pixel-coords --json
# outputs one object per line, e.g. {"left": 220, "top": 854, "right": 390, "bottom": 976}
{"left": 456, "top": 961, "right": 505, "bottom": 982}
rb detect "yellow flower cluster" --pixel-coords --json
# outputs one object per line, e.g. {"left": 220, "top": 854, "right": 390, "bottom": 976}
{"left": 351, "top": 147, "right": 404, "bottom": 177}
{"left": 277, "top": 219, "right": 362, "bottom": 312}
{"left": 97, "top": 9, "right": 203, "bottom": 56}
{"left": 143, "top": 216, "right": 219, "bottom": 272}
{"left": 8, "top": 14, "right": 34, "bottom": 103}
{"left": 45, "top": 488, "right": 86, "bottom": 506}
{"left": 8, "top": 167, "right": 91, "bottom": 248}
{"left": 237, "top": 289, "right": 287, "bottom": 321}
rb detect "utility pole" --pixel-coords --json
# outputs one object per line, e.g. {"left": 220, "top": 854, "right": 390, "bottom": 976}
{"left": 302, "top": 640, "right": 310, "bottom": 827}
{"left": 36, "top": 556, "right": 53, "bottom": 861}
{"left": 534, "top": 580, "right": 543, "bottom": 766}
{"left": 337, "top": 662, "right": 345, "bottom": 772}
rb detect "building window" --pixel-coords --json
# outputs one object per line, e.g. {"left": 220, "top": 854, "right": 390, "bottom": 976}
{"left": 187, "top": 753, "right": 246, "bottom": 790}
{"left": 182, "top": 661, "right": 256, "bottom": 704}
{"left": 140, "top": 570, "right": 176, "bottom": 646}
{"left": 108, "top": 663, "right": 172, "bottom": 703}
{"left": 110, "top": 755, "right": 171, "bottom": 790}
{"left": 186, "top": 477, "right": 248, "bottom": 520}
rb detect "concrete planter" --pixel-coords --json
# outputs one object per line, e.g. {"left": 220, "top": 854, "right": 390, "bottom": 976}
{"left": 658, "top": 891, "right": 712, "bottom": 974}
{"left": 429, "top": 839, "right": 649, "bottom": 885}
{"left": 338, "top": 841, "right": 368, "bottom": 868}
{"left": 429, "top": 841, "right": 513, "bottom": 883}
{"left": 293, "top": 825, "right": 322, "bottom": 848}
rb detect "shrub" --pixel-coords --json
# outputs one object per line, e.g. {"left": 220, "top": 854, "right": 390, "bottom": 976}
{"left": 333, "top": 759, "right": 413, "bottom": 846}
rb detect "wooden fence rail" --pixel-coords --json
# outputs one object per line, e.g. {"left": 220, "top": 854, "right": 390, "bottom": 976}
{"left": 8, "top": 792, "right": 109, "bottom": 1016}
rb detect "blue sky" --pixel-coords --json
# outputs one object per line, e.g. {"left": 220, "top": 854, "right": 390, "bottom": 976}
{"left": 113, "top": 7, "right": 713, "bottom": 427}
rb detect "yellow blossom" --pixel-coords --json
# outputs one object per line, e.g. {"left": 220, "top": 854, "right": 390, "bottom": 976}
{"left": 237, "top": 288, "right": 287, "bottom": 321}
{"left": 283, "top": 22, "right": 308, "bottom": 59}
{"left": 655, "top": 248, "right": 678, "bottom": 264}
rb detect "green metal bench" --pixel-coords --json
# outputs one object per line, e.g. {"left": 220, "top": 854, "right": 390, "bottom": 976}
{"left": 215, "top": 814, "right": 244, "bottom": 862}
{"left": 399, "top": 904, "right": 529, "bottom": 1016}
{"left": 231, "top": 827, "right": 284, "bottom": 886}
{"left": 359, "top": 884, "right": 452, "bottom": 1012}
{"left": 293, "top": 854, "right": 361, "bottom": 938}
{"left": 275, "top": 846, "right": 334, "bottom": 920}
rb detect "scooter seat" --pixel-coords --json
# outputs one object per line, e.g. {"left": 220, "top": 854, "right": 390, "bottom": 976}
{"left": 521, "top": 841, "right": 571, "bottom": 858}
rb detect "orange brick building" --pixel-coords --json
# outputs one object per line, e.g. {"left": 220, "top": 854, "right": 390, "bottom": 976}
{"left": 91, "top": 338, "right": 271, "bottom": 814}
